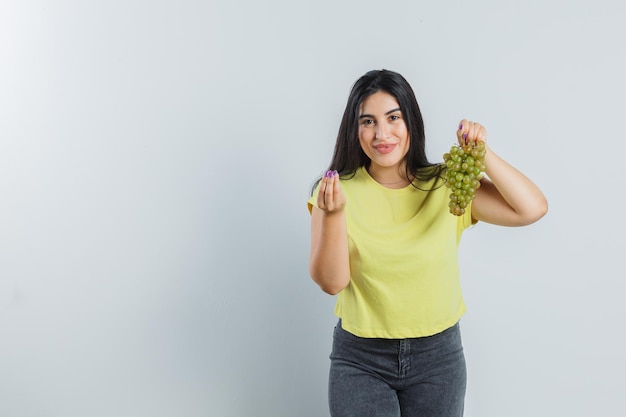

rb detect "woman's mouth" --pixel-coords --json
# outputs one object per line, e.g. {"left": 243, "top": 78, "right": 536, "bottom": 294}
{"left": 374, "top": 143, "right": 397, "bottom": 154}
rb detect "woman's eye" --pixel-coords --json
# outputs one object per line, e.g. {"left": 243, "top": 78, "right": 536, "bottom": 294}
{"left": 362, "top": 119, "right": 374, "bottom": 125}
{"left": 389, "top": 114, "right": 400, "bottom": 121}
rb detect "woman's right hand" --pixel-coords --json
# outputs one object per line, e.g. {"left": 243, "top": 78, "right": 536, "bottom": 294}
{"left": 317, "top": 170, "right": 346, "bottom": 213}
{"left": 310, "top": 170, "right": 350, "bottom": 295}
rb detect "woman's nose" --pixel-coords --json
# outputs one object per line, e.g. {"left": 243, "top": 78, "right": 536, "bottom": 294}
{"left": 375, "top": 123, "right": 390, "bottom": 140}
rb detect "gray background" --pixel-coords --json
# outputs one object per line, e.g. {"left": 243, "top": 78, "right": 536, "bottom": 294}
{"left": 1, "top": 0, "right": 624, "bottom": 416}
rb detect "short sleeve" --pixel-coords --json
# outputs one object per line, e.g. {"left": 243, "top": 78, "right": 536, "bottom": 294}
{"left": 307, "top": 181, "right": 322, "bottom": 215}
{"left": 459, "top": 200, "right": 475, "bottom": 231}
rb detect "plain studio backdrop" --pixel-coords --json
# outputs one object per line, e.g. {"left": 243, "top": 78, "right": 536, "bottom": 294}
{"left": 1, "top": 1, "right": 624, "bottom": 416}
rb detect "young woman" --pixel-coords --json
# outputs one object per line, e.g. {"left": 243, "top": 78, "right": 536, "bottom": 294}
{"left": 307, "top": 69, "right": 547, "bottom": 417}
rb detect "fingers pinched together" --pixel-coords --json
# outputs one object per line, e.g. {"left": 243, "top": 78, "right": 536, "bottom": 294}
{"left": 457, "top": 119, "right": 487, "bottom": 147}
{"left": 317, "top": 170, "right": 346, "bottom": 213}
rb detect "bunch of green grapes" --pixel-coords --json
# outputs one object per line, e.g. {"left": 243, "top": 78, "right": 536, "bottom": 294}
{"left": 443, "top": 141, "right": 487, "bottom": 216}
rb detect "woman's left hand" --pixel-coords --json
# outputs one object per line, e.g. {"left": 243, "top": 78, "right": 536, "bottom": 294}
{"left": 457, "top": 118, "right": 549, "bottom": 226}
{"left": 457, "top": 119, "right": 487, "bottom": 146}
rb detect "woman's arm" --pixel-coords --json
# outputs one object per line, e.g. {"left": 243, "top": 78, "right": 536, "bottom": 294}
{"left": 457, "top": 120, "right": 548, "bottom": 226}
{"left": 309, "top": 171, "right": 350, "bottom": 295}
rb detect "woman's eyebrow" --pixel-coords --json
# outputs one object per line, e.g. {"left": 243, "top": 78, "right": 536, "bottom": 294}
{"left": 358, "top": 108, "right": 402, "bottom": 119}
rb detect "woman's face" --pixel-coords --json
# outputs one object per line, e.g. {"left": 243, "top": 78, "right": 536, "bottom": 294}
{"left": 357, "top": 91, "right": 410, "bottom": 173}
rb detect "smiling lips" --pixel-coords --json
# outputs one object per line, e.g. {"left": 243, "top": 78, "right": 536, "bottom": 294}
{"left": 374, "top": 143, "right": 397, "bottom": 154}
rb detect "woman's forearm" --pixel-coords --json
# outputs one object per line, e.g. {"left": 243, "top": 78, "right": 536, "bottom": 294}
{"left": 309, "top": 208, "right": 350, "bottom": 295}
{"left": 478, "top": 144, "right": 548, "bottom": 225}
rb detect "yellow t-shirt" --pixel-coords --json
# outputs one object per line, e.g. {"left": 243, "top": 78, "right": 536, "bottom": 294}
{"left": 308, "top": 166, "right": 474, "bottom": 338}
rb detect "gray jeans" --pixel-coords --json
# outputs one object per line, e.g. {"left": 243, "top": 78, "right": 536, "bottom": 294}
{"left": 329, "top": 320, "right": 466, "bottom": 417}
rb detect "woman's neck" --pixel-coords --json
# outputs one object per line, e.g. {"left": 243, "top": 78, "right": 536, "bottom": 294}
{"left": 367, "top": 164, "right": 412, "bottom": 189}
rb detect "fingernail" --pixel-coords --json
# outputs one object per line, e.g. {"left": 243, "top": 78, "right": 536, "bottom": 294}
{"left": 459, "top": 123, "right": 463, "bottom": 130}
{"left": 325, "top": 170, "right": 332, "bottom": 178}
{"left": 463, "top": 133, "right": 468, "bottom": 139}
{"left": 333, "top": 170, "right": 338, "bottom": 177}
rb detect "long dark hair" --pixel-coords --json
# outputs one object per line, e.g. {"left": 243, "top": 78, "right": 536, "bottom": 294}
{"left": 313, "top": 69, "right": 444, "bottom": 193}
